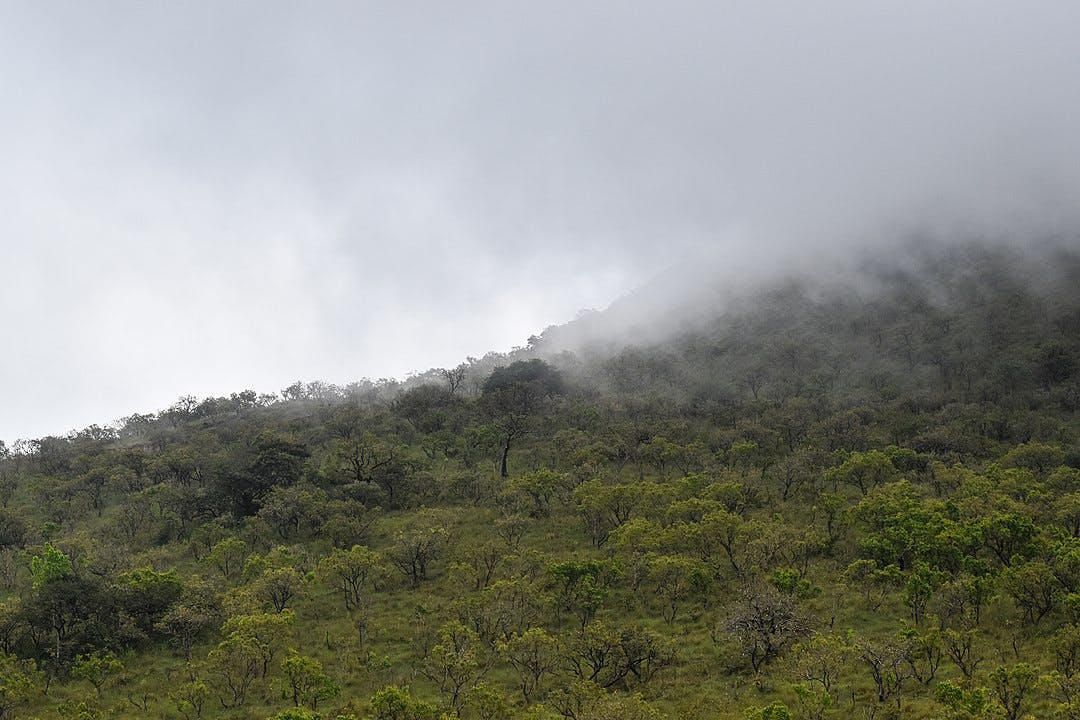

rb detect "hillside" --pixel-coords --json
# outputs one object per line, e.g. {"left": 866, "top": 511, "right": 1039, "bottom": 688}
{"left": 0, "top": 240, "right": 1078, "bottom": 720}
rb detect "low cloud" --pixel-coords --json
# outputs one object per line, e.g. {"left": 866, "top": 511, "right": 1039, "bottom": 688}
{"left": 1, "top": 1, "right": 1078, "bottom": 439}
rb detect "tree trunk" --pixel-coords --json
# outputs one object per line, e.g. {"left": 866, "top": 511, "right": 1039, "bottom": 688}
{"left": 500, "top": 437, "right": 512, "bottom": 478}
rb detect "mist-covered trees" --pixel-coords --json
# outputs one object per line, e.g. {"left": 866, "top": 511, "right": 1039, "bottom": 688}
{"left": 482, "top": 359, "right": 564, "bottom": 477}
{"left": 0, "top": 243, "right": 1074, "bottom": 718}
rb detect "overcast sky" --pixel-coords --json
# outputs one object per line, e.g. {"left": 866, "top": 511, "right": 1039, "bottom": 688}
{"left": 2, "top": 1, "right": 1079, "bottom": 441}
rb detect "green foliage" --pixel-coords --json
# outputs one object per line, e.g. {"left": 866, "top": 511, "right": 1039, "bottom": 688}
{"left": 825, "top": 450, "right": 900, "bottom": 496}
{"left": 988, "top": 663, "right": 1039, "bottom": 720}
{"left": 203, "top": 536, "right": 248, "bottom": 580}
{"left": 71, "top": 650, "right": 122, "bottom": 697}
{"left": 935, "top": 681, "right": 993, "bottom": 719}
{"left": 369, "top": 685, "right": 438, "bottom": 720}
{"left": 482, "top": 360, "right": 563, "bottom": 399}
{"left": 498, "top": 627, "right": 560, "bottom": 702}
{"left": 316, "top": 545, "right": 383, "bottom": 611}
{"left": 744, "top": 701, "right": 791, "bottom": 720}
{"left": 281, "top": 648, "right": 339, "bottom": 710}
{"left": 0, "top": 651, "right": 41, "bottom": 719}
{"left": 29, "top": 542, "right": 71, "bottom": 588}
{"left": 0, "top": 243, "right": 1078, "bottom": 719}
{"left": 267, "top": 708, "right": 320, "bottom": 720}
{"left": 421, "top": 621, "right": 486, "bottom": 710}
{"left": 548, "top": 559, "right": 620, "bottom": 626}
{"left": 169, "top": 676, "right": 209, "bottom": 720}
{"left": 116, "top": 566, "right": 183, "bottom": 636}
{"left": 386, "top": 510, "right": 451, "bottom": 588}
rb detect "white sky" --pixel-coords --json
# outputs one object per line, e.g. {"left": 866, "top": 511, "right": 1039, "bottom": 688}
{"left": 2, "top": 1, "right": 1079, "bottom": 440}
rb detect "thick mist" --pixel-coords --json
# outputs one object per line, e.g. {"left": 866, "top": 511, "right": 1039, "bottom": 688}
{"left": 2, "top": 2, "right": 1079, "bottom": 440}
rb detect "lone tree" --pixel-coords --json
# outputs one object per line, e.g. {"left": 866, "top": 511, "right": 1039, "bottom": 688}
{"left": 481, "top": 360, "right": 564, "bottom": 478}
{"left": 726, "top": 584, "right": 810, "bottom": 672}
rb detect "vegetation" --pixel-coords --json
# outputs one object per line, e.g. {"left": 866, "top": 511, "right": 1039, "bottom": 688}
{"left": 0, "top": 242, "right": 1078, "bottom": 718}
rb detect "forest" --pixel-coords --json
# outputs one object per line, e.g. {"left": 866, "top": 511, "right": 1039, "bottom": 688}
{"left": 0, "top": 241, "right": 1078, "bottom": 720}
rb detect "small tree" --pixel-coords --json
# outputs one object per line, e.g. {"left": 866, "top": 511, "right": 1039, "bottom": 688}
{"left": 206, "top": 632, "right": 265, "bottom": 708}
{"left": 989, "top": 663, "right": 1038, "bottom": 720}
{"left": 29, "top": 542, "right": 72, "bottom": 588}
{"left": 317, "top": 545, "right": 383, "bottom": 610}
{"left": 72, "top": 650, "right": 122, "bottom": 698}
{"left": 549, "top": 559, "right": 620, "bottom": 627}
{"left": 647, "top": 554, "right": 710, "bottom": 624}
{"left": 169, "top": 676, "right": 208, "bottom": 720}
{"left": 255, "top": 567, "right": 305, "bottom": 613}
{"left": 421, "top": 621, "right": 487, "bottom": 711}
{"left": 726, "top": 585, "right": 809, "bottom": 672}
{"left": 0, "top": 651, "right": 41, "bottom": 720}
{"left": 202, "top": 537, "right": 247, "bottom": 581}
{"left": 156, "top": 577, "right": 222, "bottom": 661}
{"left": 369, "top": 684, "right": 438, "bottom": 720}
{"left": 499, "top": 627, "right": 560, "bottom": 702}
{"left": 281, "top": 649, "right": 339, "bottom": 710}
{"left": 386, "top": 510, "right": 451, "bottom": 588}
{"left": 744, "top": 702, "right": 792, "bottom": 720}
{"left": 220, "top": 611, "right": 294, "bottom": 678}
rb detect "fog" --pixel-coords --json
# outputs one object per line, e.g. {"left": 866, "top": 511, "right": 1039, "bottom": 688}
{"left": 2, "top": 1, "right": 1079, "bottom": 440}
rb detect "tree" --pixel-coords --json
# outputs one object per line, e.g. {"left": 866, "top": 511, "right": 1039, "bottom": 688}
{"left": 215, "top": 432, "right": 309, "bottom": 516}
{"left": 791, "top": 633, "right": 852, "bottom": 695}
{"left": 979, "top": 512, "right": 1038, "bottom": 567}
{"left": 71, "top": 650, "right": 122, "bottom": 697}
{"left": 695, "top": 509, "right": 748, "bottom": 577}
{"left": 573, "top": 480, "right": 642, "bottom": 547}
{"left": 825, "top": 450, "right": 900, "bottom": 496}
{"left": 549, "top": 559, "right": 619, "bottom": 627}
{"left": 257, "top": 484, "right": 326, "bottom": 540}
{"left": 499, "top": 627, "right": 560, "bottom": 702}
{"left": 564, "top": 622, "right": 676, "bottom": 690}
{"left": 988, "top": 663, "right": 1038, "bottom": 720}
{"left": 206, "top": 632, "right": 262, "bottom": 708}
{"left": 464, "top": 682, "right": 512, "bottom": 720}
{"left": 854, "top": 635, "right": 914, "bottom": 711}
{"left": 1002, "top": 560, "right": 1060, "bottom": 624}
{"left": 317, "top": 545, "right": 383, "bottom": 611}
{"left": 20, "top": 572, "right": 122, "bottom": 677}
{"left": 441, "top": 364, "right": 467, "bottom": 396}
{"left": 254, "top": 567, "right": 305, "bottom": 613}
{"left": 482, "top": 360, "right": 563, "bottom": 478}
{"left": 507, "top": 468, "right": 566, "bottom": 518}
{"left": 386, "top": 510, "right": 451, "bottom": 588}
{"left": 647, "top": 554, "right": 710, "bottom": 624}
{"left": 934, "top": 681, "right": 994, "bottom": 720}
{"left": 421, "top": 621, "right": 487, "bottom": 710}
{"left": 725, "top": 585, "right": 809, "bottom": 672}
{"left": 744, "top": 702, "right": 791, "bottom": 720}
{"left": 455, "top": 577, "right": 547, "bottom": 646}
{"left": 115, "top": 567, "right": 183, "bottom": 638}
{"left": 268, "top": 708, "right": 320, "bottom": 720}
{"left": 903, "top": 562, "right": 945, "bottom": 625}
{"left": 281, "top": 649, "right": 339, "bottom": 709}
{"left": 370, "top": 685, "right": 438, "bottom": 720}
{"left": 851, "top": 481, "right": 942, "bottom": 571}
{"left": 0, "top": 513, "right": 26, "bottom": 550}
{"left": 30, "top": 542, "right": 72, "bottom": 589}
{"left": 0, "top": 652, "right": 41, "bottom": 720}
{"left": 202, "top": 537, "right": 247, "bottom": 581}
{"left": 941, "top": 628, "right": 981, "bottom": 678}
{"left": 169, "top": 676, "right": 209, "bottom": 720}
{"left": 327, "top": 434, "right": 416, "bottom": 507}
{"left": 156, "top": 576, "right": 221, "bottom": 660}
